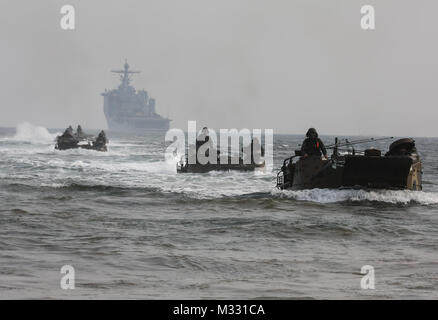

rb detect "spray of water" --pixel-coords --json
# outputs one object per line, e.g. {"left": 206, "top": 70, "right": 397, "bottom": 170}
{"left": 12, "top": 122, "right": 59, "bottom": 144}
{"left": 272, "top": 188, "right": 438, "bottom": 205}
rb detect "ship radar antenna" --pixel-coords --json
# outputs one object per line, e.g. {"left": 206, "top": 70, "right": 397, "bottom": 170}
{"left": 111, "top": 59, "right": 140, "bottom": 88}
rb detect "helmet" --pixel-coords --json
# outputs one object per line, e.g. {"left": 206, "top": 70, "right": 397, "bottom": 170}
{"left": 306, "top": 128, "right": 318, "bottom": 139}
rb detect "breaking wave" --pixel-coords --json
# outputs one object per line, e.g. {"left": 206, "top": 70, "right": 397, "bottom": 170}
{"left": 11, "top": 122, "right": 59, "bottom": 144}
{"left": 272, "top": 188, "right": 438, "bottom": 205}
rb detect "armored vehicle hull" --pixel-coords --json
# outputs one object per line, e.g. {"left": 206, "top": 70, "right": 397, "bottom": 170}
{"left": 277, "top": 138, "right": 422, "bottom": 191}
{"left": 177, "top": 161, "right": 265, "bottom": 173}
{"left": 55, "top": 143, "right": 107, "bottom": 152}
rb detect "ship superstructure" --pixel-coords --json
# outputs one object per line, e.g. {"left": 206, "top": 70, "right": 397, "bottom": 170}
{"left": 102, "top": 60, "right": 170, "bottom": 131}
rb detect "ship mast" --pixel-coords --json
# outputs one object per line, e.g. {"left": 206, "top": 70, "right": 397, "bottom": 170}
{"left": 111, "top": 59, "right": 140, "bottom": 88}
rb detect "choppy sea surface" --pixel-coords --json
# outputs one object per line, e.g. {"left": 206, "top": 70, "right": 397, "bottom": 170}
{"left": 0, "top": 123, "right": 437, "bottom": 299}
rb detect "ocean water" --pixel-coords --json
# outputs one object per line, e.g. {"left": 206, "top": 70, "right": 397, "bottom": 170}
{"left": 0, "top": 123, "right": 437, "bottom": 299}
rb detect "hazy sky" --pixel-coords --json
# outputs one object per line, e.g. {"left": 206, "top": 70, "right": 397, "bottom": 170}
{"left": 0, "top": 0, "right": 437, "bottom": 136}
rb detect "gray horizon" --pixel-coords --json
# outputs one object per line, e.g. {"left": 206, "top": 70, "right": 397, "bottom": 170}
{"left": 0, "top": 0, "right": 437, "bottom": 137}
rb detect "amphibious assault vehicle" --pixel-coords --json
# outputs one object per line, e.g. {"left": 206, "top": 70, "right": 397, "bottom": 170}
{"left": 177, "top": 130, "right": 266, "bottom": 173}
{"left": 55, "top": 126, "right": 108, "bottom": 152}
{"left": 276, "top": 138, "right": 422, "bottom": 191}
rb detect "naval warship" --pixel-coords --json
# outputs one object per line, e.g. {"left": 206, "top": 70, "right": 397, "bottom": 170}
{"left": 102, "top": 60, "right": 171, "bottom": 132}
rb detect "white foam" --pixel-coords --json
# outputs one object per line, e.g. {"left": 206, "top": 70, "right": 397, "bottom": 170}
{"left": 66, "top": 158, "right": 177, "bottom": 174}
{"left": 273, "top": 188, "right": 438, "bottom": 205}
{"left": 40, "top": 182, "right": 66, "bottom": 188}
{"left": 11, "top": 122, "right": 59, "bottom": 144}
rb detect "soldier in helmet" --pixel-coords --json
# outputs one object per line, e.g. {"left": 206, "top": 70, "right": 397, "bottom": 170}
{"left": 55, "top": 125, "right": 76, "bottom": 150}
{"left": 196, "top": 127, "right": 210, "bottom": 151}
{"left": 76, "top": 125, "right": 84, "bottom": 138}
{"left": 60, "top": 125, "right": 74, "bottom": 140}
{"left": 96, "top": 130, "right": 108, "bottom": 144}
{"left": 196, "top": 127, "right": 216, "bottom": 160}
{"left": 93, "top": 130, "right": 108, "bottom": 151}
{"left": 301, "top": 128, "right": 328, "bottom": 159}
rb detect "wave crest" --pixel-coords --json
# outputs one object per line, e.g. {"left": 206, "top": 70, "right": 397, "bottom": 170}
{"left": 272, "top": 188, "right": 438, "bottom": 205}
{"left": 12, "top": 122, "right": 59, "bottom": 144}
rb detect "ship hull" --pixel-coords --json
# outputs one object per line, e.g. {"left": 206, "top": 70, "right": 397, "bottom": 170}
{"left": 105, "top": 117, "right": 170, "bottom": 132}
{"left": 103, "top": 94, "right": 170, "bottom": 132}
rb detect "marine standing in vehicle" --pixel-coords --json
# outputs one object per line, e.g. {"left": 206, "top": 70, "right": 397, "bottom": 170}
{"left": 301, "top": 128, "right": 328, "bottom": 159}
